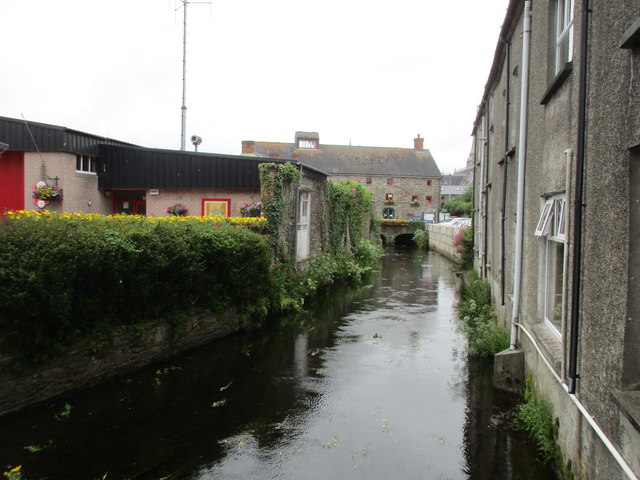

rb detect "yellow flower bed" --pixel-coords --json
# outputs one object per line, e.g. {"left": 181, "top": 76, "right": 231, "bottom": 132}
{"left": 3, "top": 210, "right": 267, "bottom": 228}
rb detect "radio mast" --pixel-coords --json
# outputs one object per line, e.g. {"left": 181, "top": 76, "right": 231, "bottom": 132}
{"left": 177, "top": 0, "right": 210, "bottom": 151}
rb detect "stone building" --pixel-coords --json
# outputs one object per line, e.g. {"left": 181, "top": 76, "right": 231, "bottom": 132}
{"left": 242, "top": 132, "right": 442, "bottom": 220}
{"left": 472, "top": 1, "right": 640, "bottom": 478}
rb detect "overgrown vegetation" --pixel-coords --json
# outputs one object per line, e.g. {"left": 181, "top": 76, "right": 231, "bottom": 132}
{"left": 0, "top": 175, "right": 382, "bottom": 364}
{"left": 258, "top": 162, "right": 300, "bottom": 251}
{"left": 453, "top": 226, "right": 473, "bottom": 269}
{"left": 514, "top": 375, "right": 573, "bottom": 479}
{"left": 443, "top": 186, "right": 472, "bottom": 217}
{"left": 326, "top": 181, "right": 372, "bottom": 250}
{"left": 412, "top": 228, "right": 428, "bottom": 250}
{"left": 456, "top": 273, "right": 509, "bottom": 358}
{"left": 0, "top": 212, "right": 274, "bottom": 363}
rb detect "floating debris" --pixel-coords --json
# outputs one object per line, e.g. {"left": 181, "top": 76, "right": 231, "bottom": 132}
{"left": 324, "top": 435, "right": 341, "bottom": 448}
{"left": 211, "top": 399, "right": 227, "bottom": 408}
{"left": 309, "top": 348, "right": 320, "bottom": 357}
{"left": 220, "top": 381, "right": 233, "bottom": 392}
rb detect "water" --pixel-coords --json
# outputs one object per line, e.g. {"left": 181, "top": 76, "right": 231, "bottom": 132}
{"left": 0, "top": 249, "right": 555, "bottom": 479}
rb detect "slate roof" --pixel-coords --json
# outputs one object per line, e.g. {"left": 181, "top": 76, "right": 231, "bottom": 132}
{"left": 253, "top": 141, "right": 442, "bottom": 178}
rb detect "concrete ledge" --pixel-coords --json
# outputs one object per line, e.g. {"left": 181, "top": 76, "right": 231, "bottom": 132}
{"left": 494, "top": 348, "right": 525, "bottom": 394}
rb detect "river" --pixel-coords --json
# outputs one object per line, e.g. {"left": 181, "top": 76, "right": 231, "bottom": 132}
{"left": 0, "top": 249, "right": 555, "bottom": 479}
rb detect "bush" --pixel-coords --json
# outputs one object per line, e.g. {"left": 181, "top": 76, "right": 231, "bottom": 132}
{"left": 412, "top": 228, "right": 428, "bottom": 250}
{"left": 456, "top": 276, "right": 509, "bottom": 358}
{"left": 0, "top": 212, "right": 273, "bottom": 362}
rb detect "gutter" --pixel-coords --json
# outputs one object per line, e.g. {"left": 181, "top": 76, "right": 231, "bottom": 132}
{"left": 510, "top": 0, "right": 532, "bottom": 349}
{"left": 567, "top": 0, "right": 590, "bottom": 396}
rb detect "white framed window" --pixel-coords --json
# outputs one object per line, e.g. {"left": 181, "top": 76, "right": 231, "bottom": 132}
{"left": 76, "top": 154, "right": 97, "bottom": 173}
{"left": 536, "top": 195, "right": 567, "bottom": 336}
{"left": 555, "top": 0, "right": 574, "bottom": 74}
{"left": 297, "top": 139, "right": 317, "bottom": 149}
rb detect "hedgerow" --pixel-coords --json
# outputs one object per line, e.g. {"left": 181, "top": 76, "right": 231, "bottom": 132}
{"left": 0, "top": 212, "right": 273, "bottom": 362}
{"left": 0, "top": 210, "right": 381, "bottom": 364}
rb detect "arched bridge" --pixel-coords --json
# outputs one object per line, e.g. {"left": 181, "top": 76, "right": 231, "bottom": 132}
{"left": 378, "top": 221, "right": 422, "bottom": 246}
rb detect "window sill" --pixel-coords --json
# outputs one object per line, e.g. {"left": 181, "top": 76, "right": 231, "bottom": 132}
{"left": 612, "top": 390, "right": 640, "bottom": 434}
{"left": 541, "top": 62, "right": 573, "bottom": 105}
{"left": 531, "top": 323, "right": 562, "bottom": 373}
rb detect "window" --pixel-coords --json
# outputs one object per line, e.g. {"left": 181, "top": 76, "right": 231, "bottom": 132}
{"left": 387, "top": 178, "right": 394, "bottom": 186}
{"left": 535, "top": 195, "right": 566, "bottom": 336}
{"left": 297, "top": 139, "right": 317, "bottom": 149}
{"left": 382, "top": 208, "right": 395, "bottom": 219}
{"left": 411, "top": 195, "right": 419, "bottom": 205}
{"left": 427, "top": 179, "right": 432, "bottom": 187}
{"left": 202, "top": 199, "right": 231, "bottom": 217}
{"left": 76, "top": 154, "right": 97, "bottom": 173}
{"left": 385, "top": 193, "right": 394, "bottom": 202}
{"left": 426, "top": 195, "right": 433, "bottom": 203}
{"left": 366, "top": 177, "right": 372, "bottom": 185}
{"left": 554, "top": 0, "right": 574, "bottom": 75}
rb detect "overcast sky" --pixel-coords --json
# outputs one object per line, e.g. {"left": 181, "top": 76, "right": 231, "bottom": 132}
{"left": 1, "top": 0, "right": 508, "bottom": 174}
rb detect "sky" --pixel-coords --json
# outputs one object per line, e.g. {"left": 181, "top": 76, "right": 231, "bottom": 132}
{"left": 1, "top": 0, "right": 508, "bottom": 174}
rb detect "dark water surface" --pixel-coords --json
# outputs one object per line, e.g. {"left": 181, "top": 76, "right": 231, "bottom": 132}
{"left": 1, "top": 249, "right": 555, "bottom": 479}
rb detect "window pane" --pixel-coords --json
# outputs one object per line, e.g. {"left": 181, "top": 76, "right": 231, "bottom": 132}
{"left": 545, "top": 239, "right": 564, "bottom": 333}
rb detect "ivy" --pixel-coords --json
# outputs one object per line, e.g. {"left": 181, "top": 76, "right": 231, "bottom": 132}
{"left": 325, "top": 181, "right": 372, "bottom": 251}
{"left": 259, "top": 162, "right": 300, "bottom": 252}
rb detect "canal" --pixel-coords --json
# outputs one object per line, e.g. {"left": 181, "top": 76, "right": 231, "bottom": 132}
{"left": 0, "top": 249, "right": 555, "bottom": 479}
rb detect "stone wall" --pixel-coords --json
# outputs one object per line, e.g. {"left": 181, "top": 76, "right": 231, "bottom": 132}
{"left": 0, "top": 310, "right": 240, "bottom": 417}
{"left": 427, "top": 224, "right": 465, "bottom": 263}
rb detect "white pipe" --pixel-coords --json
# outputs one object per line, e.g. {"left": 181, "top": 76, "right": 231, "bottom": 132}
{"left": 510, "top": 0, "right": 532, "bottom": 349}
{"left": 515, "top": 322, "right": 639, "bottom": 480}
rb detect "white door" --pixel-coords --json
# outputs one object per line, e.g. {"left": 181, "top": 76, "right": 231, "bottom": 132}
{"left": 296, "top": 191, "right": 310, "bottom": 260}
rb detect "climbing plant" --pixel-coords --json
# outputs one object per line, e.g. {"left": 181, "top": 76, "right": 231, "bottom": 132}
{"left": 258, "top": 162, "right": 300, "bottom": 250}
{"left": 325, "top": 180, "right": 372, "bottom": 251}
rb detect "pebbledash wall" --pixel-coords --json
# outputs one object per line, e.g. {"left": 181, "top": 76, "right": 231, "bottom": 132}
{"left": 472, "top": 1, "right": 640, "bottom": 479}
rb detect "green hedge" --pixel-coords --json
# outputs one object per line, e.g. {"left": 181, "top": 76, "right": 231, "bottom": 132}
{"left": 0, "top": 214, "right": 273, "bottom": 362}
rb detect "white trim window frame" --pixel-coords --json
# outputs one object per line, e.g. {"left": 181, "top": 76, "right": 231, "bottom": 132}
{"left": 555, "top": 0, "right": 575, "bottom": 74}
{"left": 76, "top": 154, "right": 97, "bottom": 174}
{"left": 536, "top": 195, "right": 567, "bottom": 337}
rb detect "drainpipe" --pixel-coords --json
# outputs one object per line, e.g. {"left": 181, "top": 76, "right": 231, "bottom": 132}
{"left": 501, "top": 39, "right": 511, "bottom": 306}
{"left": 510, "top": 0, "right": 532, "bottom": 349}
{"left": 482, "top": 101, "right": 490, "bottom": 278}
{"left": 567, "top": 0, "right": 590, "bottom": 395}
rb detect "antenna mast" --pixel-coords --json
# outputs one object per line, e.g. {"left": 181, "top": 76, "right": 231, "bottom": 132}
{"left": 177, "top": 0, "right": 211, "bottom": 151}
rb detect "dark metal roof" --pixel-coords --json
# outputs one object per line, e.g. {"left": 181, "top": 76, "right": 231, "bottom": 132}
{"left": 0, "top": 116, "right": 136, "bottom": 154}
{"left": 254, "top": 142, "right": 442, "bottom": 178}
{"left": 98, "top": 145, "right": 327, "bottom": 190}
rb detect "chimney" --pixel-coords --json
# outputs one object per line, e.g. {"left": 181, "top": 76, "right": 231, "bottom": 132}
{"left": 242, "top": 140, "right": 255, "bottom": 154}
{"left": 414, "top": 134, "right": 424, "bottom": 152}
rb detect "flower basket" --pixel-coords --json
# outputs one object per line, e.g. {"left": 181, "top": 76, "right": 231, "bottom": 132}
{"left": 384, "top": 200, "right": 395, "bottom": 206}
{"left": 33, "top": 185, "right": 63, "bottom": 201}
{"left": 167, "top": 203, "right": 188, "bottom": 216}
{"left": 240, "top": 202, "right": 262, "bottom": 217}
{"left": 410, "top": 202, "right": 420, "bottom": 207}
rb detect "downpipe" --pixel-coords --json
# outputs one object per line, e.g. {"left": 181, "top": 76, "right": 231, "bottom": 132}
{"left": 510, "top": 0, "right": 532, "bottom": 349}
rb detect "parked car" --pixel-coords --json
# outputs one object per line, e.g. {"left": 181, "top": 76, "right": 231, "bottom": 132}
{"left": 439, "top": 217, "right": 471, "bottom": 227}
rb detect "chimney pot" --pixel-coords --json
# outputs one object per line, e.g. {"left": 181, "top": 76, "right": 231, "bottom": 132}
{"left": 414, "top": 134, "right": 424, "bottom": 152}
{"left": 242, "top": 140, "right": 255, "bottom": 154}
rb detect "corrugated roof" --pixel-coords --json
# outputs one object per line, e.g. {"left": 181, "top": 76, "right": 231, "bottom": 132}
{"left": 254, "top": 142, "right": 442, "bottom": 178}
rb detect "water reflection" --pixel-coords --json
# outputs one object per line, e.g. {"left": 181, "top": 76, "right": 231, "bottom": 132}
{"left": 0, "top": 249, "right": 554, "bottom": 479}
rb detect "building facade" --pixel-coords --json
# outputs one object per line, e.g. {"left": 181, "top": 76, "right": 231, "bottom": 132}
{"left": 242, "top": 132, "right": 442, "bottom": 220}
{"left": 473, "top": 1, "right": 640, "bottom": 478}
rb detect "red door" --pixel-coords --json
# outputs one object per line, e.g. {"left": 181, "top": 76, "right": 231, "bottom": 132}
{"left": 0, "top": 151, "right": 24, "bottom": 212}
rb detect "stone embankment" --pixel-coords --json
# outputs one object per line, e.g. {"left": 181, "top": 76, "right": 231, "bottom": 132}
{"left": 0, "top": 310, "right": 240, "bottom": 417}
{"left": 427, "top": 224, "right": 467, "bottom": 263}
